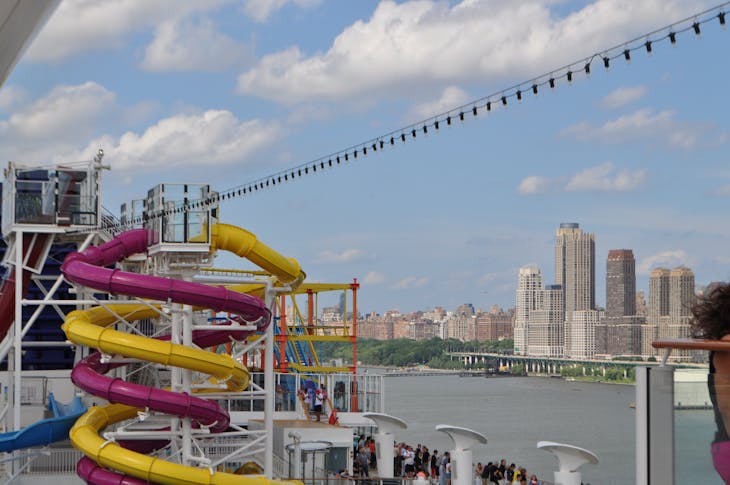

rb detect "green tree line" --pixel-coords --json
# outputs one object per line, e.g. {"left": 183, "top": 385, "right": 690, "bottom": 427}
{"left": 315, "top": 337, "right": 513, "bottom": 368}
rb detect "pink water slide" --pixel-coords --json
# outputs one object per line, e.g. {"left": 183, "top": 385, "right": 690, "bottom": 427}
{"left": 62, "top": 229, "right": 272, "bottom": 484}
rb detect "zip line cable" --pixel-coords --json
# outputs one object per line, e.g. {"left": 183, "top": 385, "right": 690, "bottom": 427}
{"left": 92, "top": 2, "right": 728, "bottom": 231}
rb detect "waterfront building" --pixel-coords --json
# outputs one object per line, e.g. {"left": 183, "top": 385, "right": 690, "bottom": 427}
{"left": 475, "top": 307, "right": 514, "bottom": 341}
{"left": 669, "top": 266, "right": 695, "bottom": 322}
{"left": 642, "top": 268, "right": 670, "bottom": 358}
{"left": 514, "top": 266, "right": 543, "bottom": 355}
{"left": 644, "top": 267, "right": 697, "bottom": 361}
{"left": 555, "top": 223, "right": 596, "bottom": 320}
{"left": 402, "top": 319, "right": 440, "bottom": 340}
{"left": 527, "top": 284, "right": 564, "bottom": 357}
{"left": 446, "top": 312, "right": 476, "bottom": 341}
{"left": 604, "top": 249, "right": 641, "bottom": 356}
{"left": 665, "top": 267, "right": 696, "bottom": 361}
{"left": 359, "top": 313, "right": 394, "bottom": 340}
{"left": 565, "top": 309, "right": 601, "bottom": 359}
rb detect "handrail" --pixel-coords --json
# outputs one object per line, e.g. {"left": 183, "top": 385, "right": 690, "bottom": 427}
{"left": 653, "top": 338, "right": 730, "bottom": 351}
{"left": 652, "top": 338, "right": 728, "bottom": 365}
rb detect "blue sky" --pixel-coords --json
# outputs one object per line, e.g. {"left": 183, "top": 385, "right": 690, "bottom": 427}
{"left": 3, "top": 0, "right": 730, "bottom": 314}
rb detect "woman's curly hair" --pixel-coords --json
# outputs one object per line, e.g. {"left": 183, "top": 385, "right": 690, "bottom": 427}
{"left": 691, "top": 283, "right": 730, "bottom": 340}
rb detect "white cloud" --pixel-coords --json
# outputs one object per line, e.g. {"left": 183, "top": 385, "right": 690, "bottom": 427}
{"left": 0, "top": 81, "right": 268, "bottom": 170}
{"left": 518, "top": 162, "right": 646, "bottom": 194}
{"left": 363, "top": 271, "right": 385, "bottom": 285}
{"left": 0, "top": 82, "right": 168, "bottom": 164}
{"left": 0, "top": 86, "right": 29, "bottom": 113}
{"left": 314, "top": 248, "right": 365, "bottom": 264}
{"left": 392, "top": 276, "right": 429, "bottom": 290}
{"left": 517, "top": 175, "right": 554, "bottom": 194}
{"left": 560, "top": 108, "right": 706, "bottom": 149}
{"left": 637, "top": 250, "right": 693, "bottom": 274}
{"left": 237, "top": 0, "right": 711, "bottom": 103}
{"left": 72, "top": 109, "right": 280, "bottom": 172}
{"left": 0, "top": 82, "right": 114, "bottom": 143}
{"left": 566, "top": 162, "right": 647, "bottom": 192}
{"left": 409, "top": 86, "right": 470, "bottom": 120}
{"left": 141, "top": 17, "right": 254, "bottom": 72}
{"left": 243, "top": 0, "right": 322, "bottom": 22}
{"left": 600, "top": 86, "right": 647, "bottom": 109}
{"left": 26, "top": 0, "right": 231, "bottom": 62}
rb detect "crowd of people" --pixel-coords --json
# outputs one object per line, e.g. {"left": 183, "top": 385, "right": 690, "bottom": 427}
{"left": 475, "top": 460, "right": 540, "bottom": 485}
{"left": 350, "top": 438, "right": 543, "bottom": 485}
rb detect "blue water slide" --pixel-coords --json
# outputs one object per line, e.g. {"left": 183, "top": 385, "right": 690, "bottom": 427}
{"left": 0, "top": 393, "right": 86, "bottom": 452}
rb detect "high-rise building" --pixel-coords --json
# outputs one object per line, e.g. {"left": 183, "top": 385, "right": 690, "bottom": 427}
{"left": 527, "top": 284, "right": 564, "bottom": 357}
{"left": 644, "top": 266, "right": 696, "bottom": 361}
{"left": 606, "top": 250, "right": 636, "bottom": 317}
{"left": 642, "top": 268, "right": 670, "bottom": 358}
{"left": 555, "top": 223, "right": 596, "bottom": 319}
{"left": 514, "top": 266, "right": 542, "bottom": 355}
{"left": 604, "top": 249, "right": 641, "bottom": 356}
{"left": 565, "top": 309, "right": 601, "bottom": 359}
{"left": 648, "top": 268, "right": 671, "bottom": 321}
{"left": 669, "top": 267, "right": 695, "bottom": 321}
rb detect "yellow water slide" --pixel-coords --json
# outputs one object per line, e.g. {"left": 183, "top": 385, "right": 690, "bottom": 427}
{"left": 62, "top": 224, "right": 304, "bottom": 485}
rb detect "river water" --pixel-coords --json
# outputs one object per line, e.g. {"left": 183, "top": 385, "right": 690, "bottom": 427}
{"left": 378, "top": 374, "right": 721, "bottom": 484}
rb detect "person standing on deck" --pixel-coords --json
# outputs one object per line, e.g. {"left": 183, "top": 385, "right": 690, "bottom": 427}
{"left": 691, "top": 283, "right": 730, "bottom": 483}
{"left": 313, "top": 388, "right": 324, "bottom": 421}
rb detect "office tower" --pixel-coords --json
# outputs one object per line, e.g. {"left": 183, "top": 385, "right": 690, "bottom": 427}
{"left": 527, "top": 284, "right": 564, "bottom": 357}
{"left": 515, "top": 266, "right": 542, "bottom": 355}
{"left": 669, "top": 267, "right": 695, "bottom": 321}
{"left": 605, "top": 249, "right": 640, "bottom": 356}
{"left": 648, "top": 268, "right": 671, "bottom": 321}
{"left": 667, "top": 267, "right": 696, "bottom": 361}
{"left": 644, "top": 267, "right": 696, "bottom": 361}
{"left": 643, "top": 268, "right": 670, "bottom": 358}
{"left": 555, "top": 223, "right": 596, "bottom": 319}
{"left": 606, "top": 250, "right": 636, "bottom": 317}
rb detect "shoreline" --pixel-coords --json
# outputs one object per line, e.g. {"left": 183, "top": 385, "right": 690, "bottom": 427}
{"left": 360, "top": 364, "right": 636, "bottom": 384}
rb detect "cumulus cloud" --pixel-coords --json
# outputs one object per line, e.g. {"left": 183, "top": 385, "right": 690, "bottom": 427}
{"left": 237, "top": 0, "right": 710, "bottom": 103}
{"left": 314, "top": 248, "right": 366, "bottom": 264}
{"left": 408, "top": 86, "right": 470, "bottom": 120}
{"left": 518, "top": 162, "right": 646, "bottom": 194}
{"left": 243, "top": 0, "right": 322, "bottom": 22}
{"left": 71, "top": 110, "right": 280, "bottom": 172}
{"left": 600, "top": 86, "right": 647, "bottom": 108}
{"left": 0, "top": 86, "right": 29, "bottom": 113}
{"left": 637, "top": 250, "right": 693, "bottom": 274}
{"left": 392, "top": 276, "right": 429, "bottom": 290}
{"left": 517, "top": 175, "right": 555, "bottom": 195}
{"left": 0, "top": 82, "right": 114, "bottom": 143}
{"left": 560, "top": 108, "right": 706, "bottom": 149}
{"left": 26, "top": 0, "right": 230, "bottom": 62}
{"left": 141, "top": 17, "right": 254, "bottom": 72}
{"left": 363, "top": 271, "right": 385, "bottom": 285}
{"left": 0, "top": 82, "right": 279, "bottom": 171}
{"left": 566, "top": 162, "right": 647, "bottom": 192}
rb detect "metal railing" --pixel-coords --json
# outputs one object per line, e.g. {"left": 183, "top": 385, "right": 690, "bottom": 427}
{"left": 18, "top": 446, "right": 81, "bottom": 476}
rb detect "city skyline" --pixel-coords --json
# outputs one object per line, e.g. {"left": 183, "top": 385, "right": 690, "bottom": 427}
{"left": 355, "top": 223, "right": 711, "bottom": 316}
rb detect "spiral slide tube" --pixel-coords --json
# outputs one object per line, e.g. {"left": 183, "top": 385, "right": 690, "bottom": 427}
{"left": 61, "top": 226, "right": 304, "bottom": 485}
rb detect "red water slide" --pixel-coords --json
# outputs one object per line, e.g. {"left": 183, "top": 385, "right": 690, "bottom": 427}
{"left": 0, "top": 233, "right": 52, "bottom": 341}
